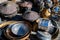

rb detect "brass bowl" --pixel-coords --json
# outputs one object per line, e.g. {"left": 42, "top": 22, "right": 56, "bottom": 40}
{"left": 0, "top": 21, "right": 32, "bottom": 40}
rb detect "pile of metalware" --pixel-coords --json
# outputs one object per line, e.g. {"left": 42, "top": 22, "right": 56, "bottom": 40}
{"left": 0, "top": 0, "right": 60, "bottom": 40}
